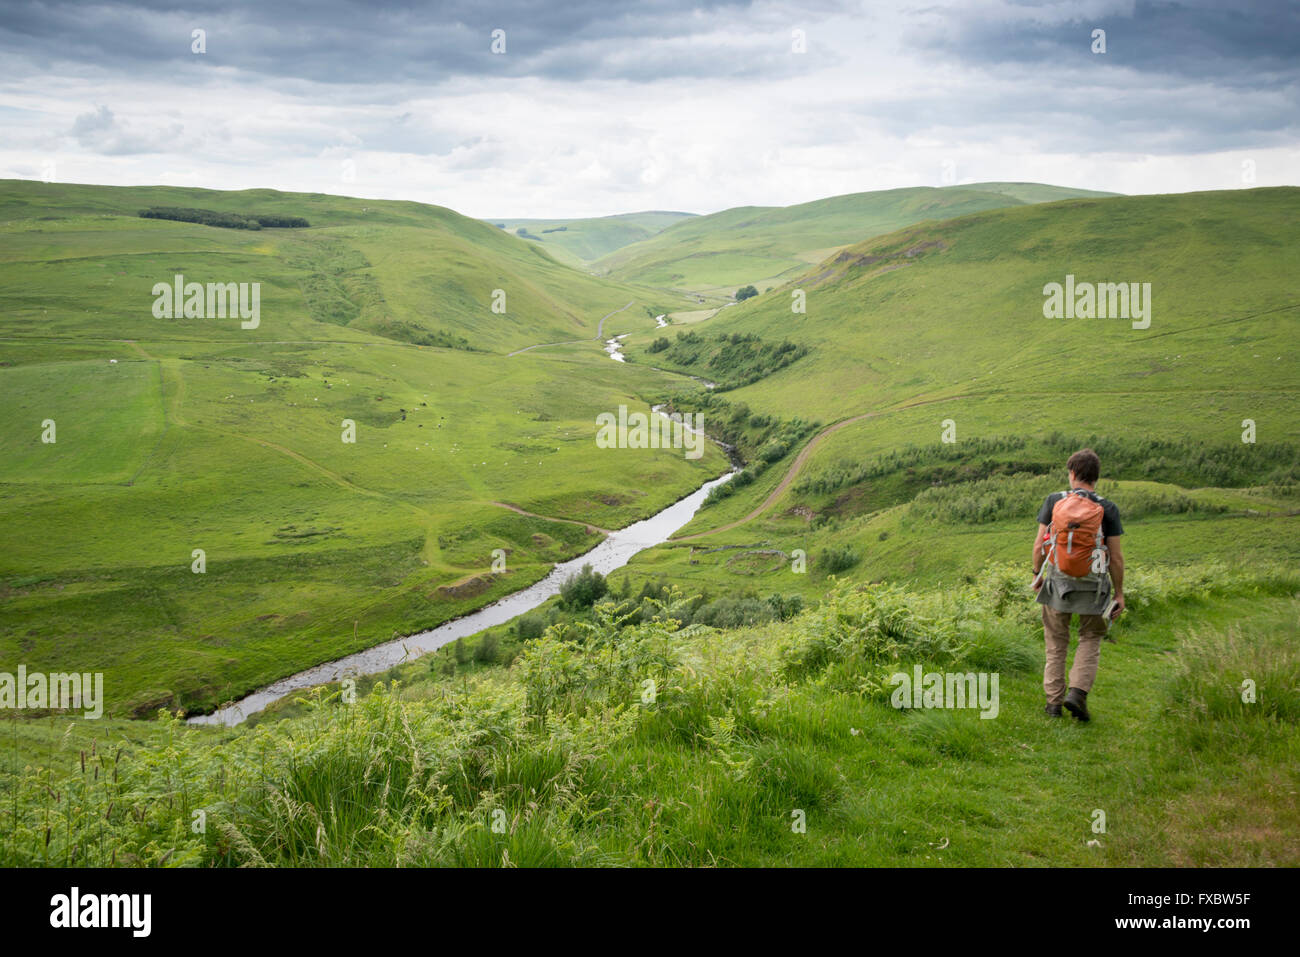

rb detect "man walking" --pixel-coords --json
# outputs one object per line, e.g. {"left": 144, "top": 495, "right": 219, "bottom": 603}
{"left": 1032, "top": 449, "right": 1125, "bottom": 721}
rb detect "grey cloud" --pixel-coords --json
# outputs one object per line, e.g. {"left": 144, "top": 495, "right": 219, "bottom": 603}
{"left": 0, "top": 0, "right": 826, "bottom": 86}
{"left": 910, "top": 0, "right": 1300, "bottom": 88}
{"left": 69, "top": 103, "right": 180, "bottom": 154}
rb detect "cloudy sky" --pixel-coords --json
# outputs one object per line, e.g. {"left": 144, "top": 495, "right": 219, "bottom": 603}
{"left": 1, "top": 0, "right": 1297, "bottom": 217}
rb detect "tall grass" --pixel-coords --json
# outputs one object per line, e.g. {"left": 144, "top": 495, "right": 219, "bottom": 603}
{"left": 2, "top": 564, "right": 1296, "bottom": 867}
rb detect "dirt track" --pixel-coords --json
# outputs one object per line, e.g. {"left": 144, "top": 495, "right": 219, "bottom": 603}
{"left": 671, "top": 394, "right": 966, "bottom": 542}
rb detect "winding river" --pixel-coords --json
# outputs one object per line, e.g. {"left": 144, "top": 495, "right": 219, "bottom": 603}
{"left": 190, "top": 318, "right": 734, "bottom": 727}
{"left": 189, "top": 469, "right": 733, "bottom": 726}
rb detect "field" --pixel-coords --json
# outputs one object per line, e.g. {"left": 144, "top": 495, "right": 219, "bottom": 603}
{"left": 0, "top": 180, "right": 728, "bottom": 716}
{"left": 624, "top": 188, "right": 1300, "bottom": 589}
{"left": 593, "top": 182, "right": 1115, "bottom": 297}
{"left": 489, "top": 211, "right": 695, "bottom": 268}
{"left": 1, "top": 181, "right": 1296, "bottom": 869}
{"left": 3, "top": 563, "right": 1296, "bottom": 866}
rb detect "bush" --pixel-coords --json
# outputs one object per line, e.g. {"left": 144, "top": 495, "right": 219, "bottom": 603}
{"left": 778, "top": 581, "right": 962, "bottom": 684}
{"left": 658, "top": 391, "right": 816, "bottom": 460}
{"left": 654, "top": 331, "right": 808, "bottom": 389}
{"left": 253, "top": 214, "right": 311, "bottom": 228}
{"left": 691, "top": 597, "right": 774, "bottom": 629}
{"left": 559, "top": 564, "right": 608, "bottom": 610}
{"left": 794, "top": 433, "right": 1300, "bottom": 500}
{"left": 766, "top": 593, "right": 805, "bottom": 621}
{"left": 818, "top": 545, "right": 860, "bottom": 574}
{"left": 702, "top": 464, "right": 761, "bottom": 507}
{"left": 474, "top": 632, "right": 500, "bottom": 665}
{"left": 515, "top": 613, "right": 546, "bottom": 640}
{"left": 735, "top": 285, "right": 759, "bottom": 301}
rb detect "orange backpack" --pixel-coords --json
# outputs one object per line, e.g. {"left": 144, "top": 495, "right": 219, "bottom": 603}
{"left": 1046, "top": 489, "right": 1108, "bottom": 578}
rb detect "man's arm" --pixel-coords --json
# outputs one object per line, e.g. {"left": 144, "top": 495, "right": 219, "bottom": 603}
{"left": 1032, "top": 523, "right": 1049, "bottom": 588}
{"left": 1106, "top": 536, "right": 1124, "bottom": 611}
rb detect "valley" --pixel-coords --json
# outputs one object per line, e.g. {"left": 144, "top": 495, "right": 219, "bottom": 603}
{"left": 1, "top": 178, "right": 1296, "bottom": 869}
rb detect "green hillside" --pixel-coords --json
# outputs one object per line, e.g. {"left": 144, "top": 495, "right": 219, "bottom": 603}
{"left": 490, "top": 211, "right": 695, "bottom": 267}
{"left": 620, "top": 187, "right": 1298, "bottom": 591}
{"left": 2, "top": 183, "right": 1296, "bottom": 870}
{"left": 0, "top": 180, "right": 680, "bottom": 352}
{"left": 594, "top": 183, "right": 1116, "bottom": 297}
{"left": 0, "top": 180, "right": 726, "bottom": 716}
{"left": 4, "top": 561, "right": 1296, "bottom": 866}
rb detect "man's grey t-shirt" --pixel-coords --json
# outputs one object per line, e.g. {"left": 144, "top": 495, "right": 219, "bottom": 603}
{"left": 1036, "top": 488, "right": 1123, "bottom": 615}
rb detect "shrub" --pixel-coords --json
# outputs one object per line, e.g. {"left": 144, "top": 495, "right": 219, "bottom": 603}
{"left": 474, "top": 632, "right": 500, "bottom": 665}
{"left": 515, "top": 613, "right": 546, "bottom": 640}
{"left": 818, "top": 545, "right": 860, "bottom": 574}
{"left": 691, "top": 597, "right": 774, "bottom": 629}
{"left": 252, "top": 214, "right": 311, "bottom": 228}
{"left": 655, "top": 332, "right": 808, "bottom": 389}
{"left": 778, "top": 581, "right": 962, "bottom": 684}
{"left": 559, "top": 564, "right": 608, "bottom": 610}
{"left": 766, "top": 593, "right": 805, "bottom": 621}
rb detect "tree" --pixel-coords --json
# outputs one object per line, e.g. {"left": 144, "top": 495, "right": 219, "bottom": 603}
{"left": 818, "top": 545, "right": 860, "bottom": 574}
{"left": 515, "top": 613, "right": 546, "bottom": 640}
{"left": 735, "top": 285, "right": 759, "bottom": 301}
{"left": 559, "top": 563, "right": 608, "bottom": 610}
{"left": 474, "top": 632, "right": 500, "bottom": 664}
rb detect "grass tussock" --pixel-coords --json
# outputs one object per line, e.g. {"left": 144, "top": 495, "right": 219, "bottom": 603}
{"left": 5, "top": 563, "right": 1298, "bottom": 867}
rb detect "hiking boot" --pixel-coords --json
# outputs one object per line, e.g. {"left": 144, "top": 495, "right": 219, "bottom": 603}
{"left": 1063, "top": 687, "right": 1091, "bottom": 722}
{"left": 1044, "top": 703, "right": 1062, "bottom": 717}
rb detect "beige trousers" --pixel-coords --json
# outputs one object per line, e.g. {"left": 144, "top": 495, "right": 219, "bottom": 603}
{"left": 1041, "top": 606, "right": 1106, "bottom": 704}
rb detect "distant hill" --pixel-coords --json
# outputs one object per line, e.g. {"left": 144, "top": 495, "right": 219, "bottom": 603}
{"left": 649, "top": 187, "right": 1297, "bottom": 427}
{"left": 0, "top": 179, "right": 668, "bottom": 352}
{"left": 636, "top": 186, "right": 1299, "bottom": 619}
{"left": 0, "top": 179, "right": 722, "bottom": 716}
{"left": 594, "top": 183, "right": 1117, "bottom": 297}
{"left": 488, "top": 211, "right": 696, "bottom": 267}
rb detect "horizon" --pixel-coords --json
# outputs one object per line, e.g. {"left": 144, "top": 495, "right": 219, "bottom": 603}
{"left": 2, "top": 0, "right": 1297, "bottom": 218}
{"left": 22, "top": 174, "right": 1300, "bottom": 223}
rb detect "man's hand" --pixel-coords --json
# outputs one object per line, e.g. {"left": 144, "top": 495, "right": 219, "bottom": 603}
{"left": 1112, "top": 592, "right": 1125, "bottom": 616}
{"left": 1031, "top": 523, "right": 1050, "bottom": 583}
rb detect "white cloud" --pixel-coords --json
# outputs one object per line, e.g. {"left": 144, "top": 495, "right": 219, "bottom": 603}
{"left": 0, "top": 0, "right": 1295, "bottom": 216}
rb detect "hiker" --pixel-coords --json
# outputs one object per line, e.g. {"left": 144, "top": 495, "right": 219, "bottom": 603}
{"left": 1031, "top": 448, "right": 1124, "bottom": 721}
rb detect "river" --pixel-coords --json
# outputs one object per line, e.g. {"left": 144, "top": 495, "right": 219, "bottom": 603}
{"left": 188, "top": 469, "right": 734, "bottom": 726}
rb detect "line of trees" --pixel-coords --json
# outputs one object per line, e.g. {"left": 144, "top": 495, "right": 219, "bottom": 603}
{"left": 138, "top": 207, "right": 310, "bottom": 230}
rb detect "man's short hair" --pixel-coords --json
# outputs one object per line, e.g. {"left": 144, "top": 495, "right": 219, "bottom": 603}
{"left": 1067, "top": 448, "right": 1101, "bottom": 485}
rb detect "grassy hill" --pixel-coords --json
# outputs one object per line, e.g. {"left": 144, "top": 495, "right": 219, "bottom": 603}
{"left": 0, "top": 180, "right": 684, "bottom": 352}
{"left": 4, "top": 561, "right": 1296, "bottom": 866}
{"left": 0, "top": 180, "right": 727, "bottom": 717}
{"left": 618, "top": 187, "right": 1298, "bottom": 601}
{"left": 1, "top": 182, "right": 1296, "bottom": 869}
{"left": 489, "top": 211, "right": 695, "bottom": 267}
{"left": 594, "top": 183, "right": 1116, "bottom": 297}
